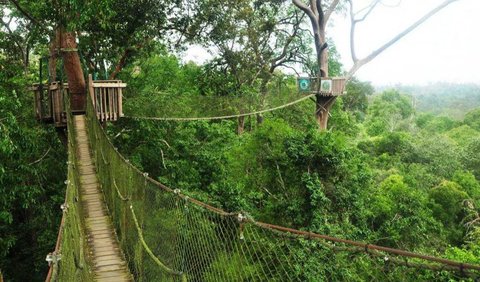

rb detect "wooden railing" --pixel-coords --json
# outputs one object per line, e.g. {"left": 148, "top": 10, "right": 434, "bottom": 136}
{"left": 31, "top": 75, "right": 126, "bottom": 126}
{"left": 88, "top": 75, "right": 125, "bottom": 122}
{"left": 50, "top": 82, "right": 68, "bottom": 127}
{"left": 30, "top": 82, "right": 68, "bottom": 127}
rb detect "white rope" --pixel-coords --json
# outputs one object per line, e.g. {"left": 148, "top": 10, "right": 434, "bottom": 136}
{"left": 124, "top": 94, "right": 315, "bottom": 121}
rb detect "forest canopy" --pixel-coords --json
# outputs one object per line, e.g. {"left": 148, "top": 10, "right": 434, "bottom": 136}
{"left": 0, "top": 0, "right": 479, "bottom": 281}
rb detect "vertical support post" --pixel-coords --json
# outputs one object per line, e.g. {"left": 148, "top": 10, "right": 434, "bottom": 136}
{"left": 88, "top": 74, "right": 95, "bottom": 113}
{"left": 113, "top": 88, "right": 117, "bottom": 121}
{"left": 118, "top": 87, "right": 123, "bottom": 117}
{"left": 102, "top": 87, "right": 107, "bottom": 122}
{"left": 39, "top": 59, "right": 44, "bottom": 120}
{"left": 108, "top": 88, "right": 113, "bottom": 121}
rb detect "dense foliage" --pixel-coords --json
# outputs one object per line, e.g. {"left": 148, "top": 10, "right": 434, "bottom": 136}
{"left": 0, "top": 54, "right": 66, "bottom": 280}
{"left": 104, "top": 53, "right": 480, "bottom": 280}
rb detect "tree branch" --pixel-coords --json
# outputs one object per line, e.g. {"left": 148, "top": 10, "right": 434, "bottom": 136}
{"left": 346, "top": 0, "right": 459, "bottom": 80}
{"left": 0, "top": 17, "right": 25, "bottom": 60}
{"left": 316, "top": 0, "right": 323, "bottom": 21}
{"left": 355, "top": 0, "right": 381, "bottom": 23}
{"left": 109, "top": 48, "right": 132, "bottom": 79}
{"left": 8, "top": 0, "right": 38, "bottom": 25}
{"left": 292, "top": 0, "right": 317, "bottom": 23}
{"left": 348, "top": 0, "right": 358, "bottom": 63}
{"left": 325, "top": 0, "right": 341, "bottom": 24}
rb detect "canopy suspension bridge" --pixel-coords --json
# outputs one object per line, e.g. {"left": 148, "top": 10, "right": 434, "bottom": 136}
{"left": 35, "top": 75, "right": 480, "bottom": 281}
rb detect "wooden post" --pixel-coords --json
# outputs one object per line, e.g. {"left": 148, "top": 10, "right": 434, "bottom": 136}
{"left": 108, "top": 88, "right": 113, "bottom": 121}
{"left": 102, "top": 87, "right": 107, "bottom": 122}
{"left": 88, "top": 74, "right": 95, "bottom": 110}
{"left": 118, "top": 87, "right": 123, "bottom": 117}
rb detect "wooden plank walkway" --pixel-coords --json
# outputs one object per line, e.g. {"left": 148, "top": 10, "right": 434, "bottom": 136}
{"left": 74, "top": 115, "right": 133, "bottom": 282}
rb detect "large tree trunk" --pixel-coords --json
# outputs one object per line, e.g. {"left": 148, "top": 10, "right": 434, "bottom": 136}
{"left": 59, "top": 27, "right": 86, "bottom": 112}
{"left": 316, "top": 96, "right": 336, "bottom": 130}
{"left": 315, "top": 29, "right": 331, "bottom": 130}
{"left": 48, "top": 30, "right": 60, "bottom": 82}
{"left": 292, "top": 0, "right": 337, "bottom": 131}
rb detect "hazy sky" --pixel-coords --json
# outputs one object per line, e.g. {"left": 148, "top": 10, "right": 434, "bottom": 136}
{"left": 184, "top": 0, "right": 480, "bottom": 86}
{"left": 329, "top": 0, "right": 480, "bottom": 86}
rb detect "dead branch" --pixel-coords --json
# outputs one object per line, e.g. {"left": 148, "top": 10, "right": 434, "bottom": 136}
{"left": 346, "top": 0, "right": 459, "bottom": 80}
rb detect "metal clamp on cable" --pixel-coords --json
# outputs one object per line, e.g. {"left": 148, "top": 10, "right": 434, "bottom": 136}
{"left": 237, "top": 213, "right": 246, "bottom": 223}
{"left": 60, "top": 203, "right": 69, "bottom": 212}
{"left": 46, "top": 252, "right": 62, "bottom": 266}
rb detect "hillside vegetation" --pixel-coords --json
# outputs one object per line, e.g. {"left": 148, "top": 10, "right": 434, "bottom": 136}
{"left": 102, "top": 54, "right": 480, "bottom": 280}
{"left": 382, "top": 83, "right": 480, "bottom": 120}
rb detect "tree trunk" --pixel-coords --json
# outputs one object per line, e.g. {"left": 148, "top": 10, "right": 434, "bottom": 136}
{"left": 315, "top": 28, "right": 331, "bottom": 130}
{"left": 256, "top": 78, "right": 269, "bottom": 124}
{"left": 316, "top": 96, "right": 336, "bottom": 130}
{"left": 237, "top": 116, "right": 245, "bottom": 135}
{"left": 59, "top": 27, "right": 86, "bottom": 112}
{"left": 48, "top": 30, "right": 61, "bottom": 82}
{"left": 109, "top": 48, "right": 131, "bottom": 79}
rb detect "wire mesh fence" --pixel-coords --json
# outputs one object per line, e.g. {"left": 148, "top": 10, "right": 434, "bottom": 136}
{"left": 84, "top": 92, "right": 480, "bottom": 281}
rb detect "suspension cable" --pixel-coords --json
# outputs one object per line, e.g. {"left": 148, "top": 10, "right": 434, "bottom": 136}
{"left": 123, "top": 93, "right": 315, "bottom": 121}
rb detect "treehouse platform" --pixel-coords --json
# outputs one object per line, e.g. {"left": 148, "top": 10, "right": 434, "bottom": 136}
{"left": 31, "top": 77, "right": 126, "bottom": 127}
{"left": 297, "top": 77, "right": 347, "bottom": 96}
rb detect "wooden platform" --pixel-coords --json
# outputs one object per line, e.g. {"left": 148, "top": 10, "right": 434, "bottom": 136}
{"left": 74, "top": 115, "right": 132, "bottom": 282}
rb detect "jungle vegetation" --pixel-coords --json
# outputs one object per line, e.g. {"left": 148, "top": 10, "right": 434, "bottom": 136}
{"left": 0, "top": 0, "right": 478, "bottom": 280}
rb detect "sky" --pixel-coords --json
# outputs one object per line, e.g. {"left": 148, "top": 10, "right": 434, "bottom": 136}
{"left": 328, "top": 0, "right": 480, "bottom": 86}
{"left": 184, "top": 0, "right": 480, "bottom": 87}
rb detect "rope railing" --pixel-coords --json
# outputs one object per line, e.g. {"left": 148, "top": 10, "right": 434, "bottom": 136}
{"left": 82, "top": 81, "right": 480, "bottom": 281}
{"left": 113, "top": 179, "right": 187, "bottom": 280}
{"left": 124, "top": 93, "right": 316, "bottom": 122}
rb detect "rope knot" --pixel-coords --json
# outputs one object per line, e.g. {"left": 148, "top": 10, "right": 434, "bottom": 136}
{"left": 173, "top": 189, "right": 181, "bottom": 195}
{"left": 60, "top": 203, "right": 69, "bottom": 212}
{"left": 143, "top": 172, "right": 149, "bottom": 177}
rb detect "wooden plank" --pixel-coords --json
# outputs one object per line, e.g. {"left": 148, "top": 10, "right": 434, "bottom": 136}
{"left": 118, "top": 87, "right": 123, "bottom": 117}
{"left": 100, "top": 88, "right": 107, "bottom": 121}
{"left": 92, "top": 83, "right": 127, "bottom": 88}
{"left": 95, "top": 255, "right": 125, "bottom": 267}
{"left": 95, "top": 264, "right": 125, "bottom": 272}
{"left": 113, "top": 89, "right": 117, "bottom": 121}
{"left": 72, "top": 115, "right": 132, "bottom": 281}
{"left": 109, "top": 88, "right": 114, "bottom": 121}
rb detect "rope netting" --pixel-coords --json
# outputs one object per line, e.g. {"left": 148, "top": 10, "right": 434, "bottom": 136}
{"left": 80, "top": 91, "right": 480, "bottom": 281}
{"left": 47, "top": 90, "right": 93, "bottom": 281}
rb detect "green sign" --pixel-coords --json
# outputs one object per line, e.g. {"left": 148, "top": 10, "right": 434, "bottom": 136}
{"left": 298, "top": 77, "right": 311, "bottom": 92}
{"left": 321, "top": 80, "right": 332, "bottom": 92}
